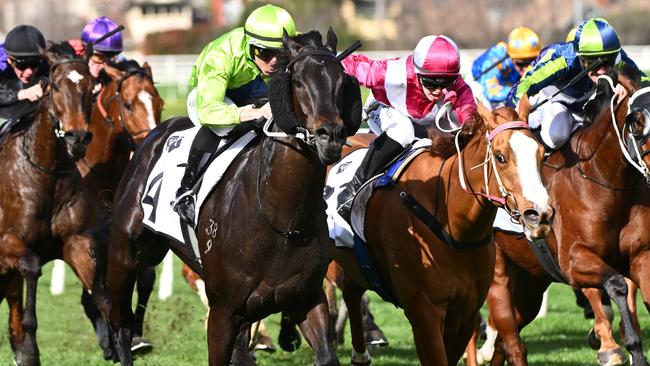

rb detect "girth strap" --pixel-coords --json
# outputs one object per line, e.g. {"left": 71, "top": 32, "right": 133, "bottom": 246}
{"left": 526, "top": 238, "right": 568, "bottom": 283}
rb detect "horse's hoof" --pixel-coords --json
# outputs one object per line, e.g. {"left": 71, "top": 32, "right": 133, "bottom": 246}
{"left": 588, "top": 328, "right": 601, "bottom": 350}
{"left": 278, "top": 319, "right": 302, "bottom": 352}
{"left": 102, "top": 347, "right": 113, "bottom": 361}
{"left": 597, "top": 348, "right": 626, "bottom": 366}
{"left": 13, "top": 352, "right": 40, "bottom": 366}
{"left": 131, "top": 336, "right": 154, "bottom": 356}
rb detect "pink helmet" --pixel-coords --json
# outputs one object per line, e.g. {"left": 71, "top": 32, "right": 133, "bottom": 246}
{"left": 412, "top": 35, "right": 460, "bottom": 77}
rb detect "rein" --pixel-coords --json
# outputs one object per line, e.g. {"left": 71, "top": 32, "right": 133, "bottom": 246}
{"left": 456, "top": 120, "right": 530, "bottom": 220}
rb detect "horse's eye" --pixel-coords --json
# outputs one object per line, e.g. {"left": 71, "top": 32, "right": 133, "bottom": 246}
{"left": 495, "top": 153, "right": 507, "bottom": 164}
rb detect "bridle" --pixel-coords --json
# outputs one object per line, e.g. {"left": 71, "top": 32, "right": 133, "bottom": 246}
{"left": 456, "top": 120, "right": 531, "bottom": 221}
{"left": 623, "top": 86, "right": 650, "bottom": 182}
{"left": 262, "top": 47, "right": 342, "bottom": 151}
{"left": 95, "top": 69, "right": 155, "bottom": 149}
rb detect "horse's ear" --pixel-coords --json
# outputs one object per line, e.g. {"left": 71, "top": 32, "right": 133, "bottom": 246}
{"left": 283, "top": 29, "right": 300, "bottom": 57}
{"left": 142, "top": 61, "right": 153, "bottom": 79}
{"left": 103, "top": 64, "right": 125, "bottom": 81}
{"left": 476, "top": 100, "right": 497, "bottom": 130}
{"left": 342, "top": 75, "right": 362, "bottom": 136}
{"left": 325, "top": 27, "right": 337, "bottom": 54}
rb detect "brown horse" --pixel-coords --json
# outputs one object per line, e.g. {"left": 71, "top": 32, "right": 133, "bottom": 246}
{"left": 95, "top": 29, "right": 362, "bottom": 365}
{"left": 327, "top": 104, "right": 552, "bottom": 366}
{"left": 75, "top": 59, "right": 163, "bottom": 359}
{"left": 483, "top": 75, "right": 650, "bottom": 366}
{"left": 0, "top": 44, "right": 95, "bottom": 366}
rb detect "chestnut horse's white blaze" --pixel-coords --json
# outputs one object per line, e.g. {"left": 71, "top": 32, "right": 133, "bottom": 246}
{"left": 509, "top": 131, "right": 550, "bottom": 213}
{"left": 138, "top": 90, "right": 157, "bottom": 130}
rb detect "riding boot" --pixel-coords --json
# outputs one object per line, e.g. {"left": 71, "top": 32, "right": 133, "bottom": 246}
{"left": 172, "top": 146, "right": 205, "bottom": 227}
{"left": 337, "top": 133, "right": 404, "bottom": 223}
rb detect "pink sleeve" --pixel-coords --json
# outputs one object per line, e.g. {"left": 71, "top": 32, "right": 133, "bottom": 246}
{"left": 451, "top": 78, "right": 477, "bottom": 124}
{"left": 341, "top": 53, "right": 387, "bottom": 90}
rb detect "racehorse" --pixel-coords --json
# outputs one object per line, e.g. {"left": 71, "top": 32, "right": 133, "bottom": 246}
{"left": 483, "top": 75, "right": 650, "bottom": 366}
{"left": 95, "top": 28, "right": 362, "bottom": 365}
{"left": 0, "top": 43, "right": 95, "bottom": 366}
{"left": 75, "top": 60, "right": 163, "bottom": 359}
{"left": 326, "top": 104, "right": 553, "bottom": 366}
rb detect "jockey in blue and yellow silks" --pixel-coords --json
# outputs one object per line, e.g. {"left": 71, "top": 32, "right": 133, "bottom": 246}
{"left": 470, "top": 27, "right": 541, "bottom": 110}
{"left": 506, "top": 17, "right": 649, "bottom": 150}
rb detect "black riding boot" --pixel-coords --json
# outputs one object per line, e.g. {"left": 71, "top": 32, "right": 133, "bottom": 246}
{"left": 337, "top": 133, "right": 404, "bottom": 223}
{"left": 173, "top": 126, "right": 220, "bottom": 227}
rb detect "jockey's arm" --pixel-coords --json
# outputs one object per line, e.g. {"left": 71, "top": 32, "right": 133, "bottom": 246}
{"left": 340, "top": 53, "right": 386, "bottom": 90}
{"left": 510, "top": 55, "right": 569, "bottom": 110}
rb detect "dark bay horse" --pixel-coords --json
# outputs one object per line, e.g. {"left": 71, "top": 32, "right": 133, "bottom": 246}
{"left": 328, "top": 105, "right": 552, "bottom": 366}
{"left": 96, "top": 29, "right": 362, "bottom": 365}
{"left": 75, "top": 60, "right": 163, "bottom": 359}
{"left": 483, "top": 75, "right": 650, "bottom": 366}
{"left": 0, "top": 44, "right": 95, "bottom": 366}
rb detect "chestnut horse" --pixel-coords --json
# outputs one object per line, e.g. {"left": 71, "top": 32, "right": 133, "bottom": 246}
{"left": 95, "top": 29, "right": 362, "bottom": 365}
{"left": 0, "top": 44, "right": 95, "bottom": 366}
{"left": 483, "top": 75, "right": 650, "bottom": 366}
{"left": 326, "top": 105, "right": 552, "bottom": 366}
{"left": 75, "top": 59, "right": 163, "bottom": 359}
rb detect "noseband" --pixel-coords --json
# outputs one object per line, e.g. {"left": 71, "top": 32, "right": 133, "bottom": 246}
{"left": 95, "top": 69, "right": 155, "bottom": 148}
{"left": 456, "top": 121, "right": 531, "bottom": 220}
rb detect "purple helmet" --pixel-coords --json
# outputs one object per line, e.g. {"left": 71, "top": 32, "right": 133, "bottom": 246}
{"left": 81, "top": 16, "right": 122, "bottom": 54}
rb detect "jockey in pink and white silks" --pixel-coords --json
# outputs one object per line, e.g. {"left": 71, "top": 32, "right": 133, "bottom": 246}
{"left": 336, "top": 35, "right": 476, "bottom": 221}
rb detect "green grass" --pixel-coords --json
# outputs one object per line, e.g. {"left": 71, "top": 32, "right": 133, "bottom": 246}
{"left": 1, "top": 257, "right": 650, "bottom": 365}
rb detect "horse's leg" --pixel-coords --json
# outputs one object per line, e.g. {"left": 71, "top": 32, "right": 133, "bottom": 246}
{"left": 131, "top": 267, "right": 155, "bottom": 355}
{"left": 463, "top": 316, "right": 481, "bottom": 366}
{"left": 230, "top": 324, "right": 255, "bottom": 366}
{"left": 361, "top": 294, "right": 388, "bottom": 347}
{"left": 445, "top": 311, "right": 480, "bottom": 365}
{"left": 624, "top": 278, "right": 641, "bottom": 338}
{"left": 5, "top": 273, "right": 28, "bottom": 363}
{"left": 206, "top": 305, "right": 239, "bottom": 366}
{"left": 324, "top": 279, "right": 340, "bottom": 345}
{"left": 106, "top": 235, "right": 138, "bottom": 366}
{"left": 582, "top": 288, "right": 626, "bottom": 365}
{"left": 17, "top": 251, "right": 41, "bottom": 366}
{"left": 570, "top": 246, "right": 648, "bottom": 366}
{"left": 341, "top": 278, "right": 370, "bottom": 366}
{"left": 81, "top": 289, "right": 113, "bottom": 360}
{"left": 278, "top": 313, "right": 302, "bottom": 352}
{"left": 296, "top": 290, "right": 339, "bottom": 366}
{"left": 404, "top": 291, "right": 447, "bottom": 366}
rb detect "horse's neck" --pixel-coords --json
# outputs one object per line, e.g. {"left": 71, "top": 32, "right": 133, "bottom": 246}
{"left": 81, "top": 84, "right": 131, "bottom": 180}
{"left": 24, "top": 106, "right": 67, "bottom": 171}
{"left": 417, "top": 132, "right": 496, "bottom": 243}
{"left": 259, "top": 138, "right": 325, "bottom": 218}
{"left": 574, "top": 99, "right": 635, "bottom": 185}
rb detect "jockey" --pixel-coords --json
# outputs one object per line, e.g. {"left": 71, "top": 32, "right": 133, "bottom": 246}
{"left": 336, "top": 35, "right": 476, "bottom": 221}
{"left": 173, "top": 4, "right": 296, "bottom": 226}
{"left": 470, "top": 26, "right": 541, "bottom": 110}
{"left": 0, "top": 25, "right": 48, "bottom": 122}
{"left": 507, "top": 17, "right": 648, "bottom": 150}
{"left": 76, "top": 16, "right": 124, "bottom": 80}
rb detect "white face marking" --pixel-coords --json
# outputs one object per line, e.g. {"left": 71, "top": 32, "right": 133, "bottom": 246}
{"left": 67, "top": 70, "right": 84, "bottom": 84}
{"left": 509, "top": 131, "right": 550, "bottom": 213}
{"left": 137, "top": 90, "right": 157, "bottom": 129}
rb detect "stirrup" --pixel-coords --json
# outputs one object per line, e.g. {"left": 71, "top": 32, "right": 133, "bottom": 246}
{"left": 171, "top": 191, "right": 196, "bottom": 227}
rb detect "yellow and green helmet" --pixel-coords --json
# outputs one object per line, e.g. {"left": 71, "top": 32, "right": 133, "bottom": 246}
{"left": 574, "top": 17, "right": 621, "bottom": 57}
{"left": 244, "top": 4, "right": 296, "bottom": 49}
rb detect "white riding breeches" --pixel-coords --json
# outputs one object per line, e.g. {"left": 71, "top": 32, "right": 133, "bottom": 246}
{"left": 527, "top": 86, "right": 583, "bottom": 150}
{"left": 186, "top": 88, "right": 236, "bottom": 136}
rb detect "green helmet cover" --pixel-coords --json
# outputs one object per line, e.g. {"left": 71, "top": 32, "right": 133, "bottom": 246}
{"left": 244, "top": 4, "right": 296, "bottom": 49}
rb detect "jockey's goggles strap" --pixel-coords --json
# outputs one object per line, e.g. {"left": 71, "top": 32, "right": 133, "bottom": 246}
{"left": 244, "top": 29, "right": 283, "bottom": 43}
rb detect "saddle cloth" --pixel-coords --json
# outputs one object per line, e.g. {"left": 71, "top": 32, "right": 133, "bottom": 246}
{"left": 141, "top": 126, "right": 257, "bottom": 247}
{"left": 325, "top": 138, "right": 431, "bottom": 248}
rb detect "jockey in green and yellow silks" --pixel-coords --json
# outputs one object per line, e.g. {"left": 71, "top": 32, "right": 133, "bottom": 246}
{"left": 470, "top": 27, "right": 541, "bottom": 110}
{"left": 174, "top": 4, "right": 297, "bottom": 226}
{"left": 506, "top": 18, "right": 648, "bottom": 150}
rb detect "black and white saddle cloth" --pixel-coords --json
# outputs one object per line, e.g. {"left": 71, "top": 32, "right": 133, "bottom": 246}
{"left": 141, "top": 126, "right": 257, "bottom": 246}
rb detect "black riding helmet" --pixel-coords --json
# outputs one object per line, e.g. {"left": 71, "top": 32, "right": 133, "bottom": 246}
{"left": 4, "top": 25, "right": 46, "bottom": 57}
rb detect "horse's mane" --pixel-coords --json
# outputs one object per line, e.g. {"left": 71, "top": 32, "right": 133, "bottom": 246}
{"left": 46, "top": 41, "right": 81, "bottom": 59}
{"left": 428, "top": 111, "right": 483, "bottom": 158}
{"left": 111, "top": 59, "right": 145, "bottom": 74}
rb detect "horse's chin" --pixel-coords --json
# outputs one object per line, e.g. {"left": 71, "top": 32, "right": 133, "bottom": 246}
{"left": 65, "top": 143, "right": 88, "bottom": 161}
{"left": 315, "top": 140, "right": 343, "bottom": 165}
{"left": 522, "top": 221, "right": 551, "bottom": 242}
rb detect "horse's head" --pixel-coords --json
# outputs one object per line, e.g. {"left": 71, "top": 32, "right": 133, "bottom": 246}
{"left": 623, "top": 82, "right": 650, "bottom": 183}
{"left": 42, "top": 43, "right": 94, "bottom": 160}
{"left": 268, "top": 28, "right": 362, "bottom": 165}
{"left": 482, "top": 105, "right": 553, "bottom": 241}
{"left": 100, "top": 60, "right": 163, "bottom": 145}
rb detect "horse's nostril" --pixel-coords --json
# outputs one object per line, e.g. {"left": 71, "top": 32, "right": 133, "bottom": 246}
{"left": 523, "top": 209, "right": 541, "bottom": 226}
{"left": 316, "top": 127, "right": 328, "bottom": 138}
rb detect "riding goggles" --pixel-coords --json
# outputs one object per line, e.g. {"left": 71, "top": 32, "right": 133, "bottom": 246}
{"left": 10, "top": 56, "right": 42, "bottom": 71}
{"left": 579, "top": 54, "right": 617, "bottom": 70}
{"left": 513, "top": 58, "right": 536, "bottom": 69}
{"left": 418, "top": 74, "right": 457, "bottom": 90}
{"left": 251, "top": 46, "right": 282, "bottom": 62}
